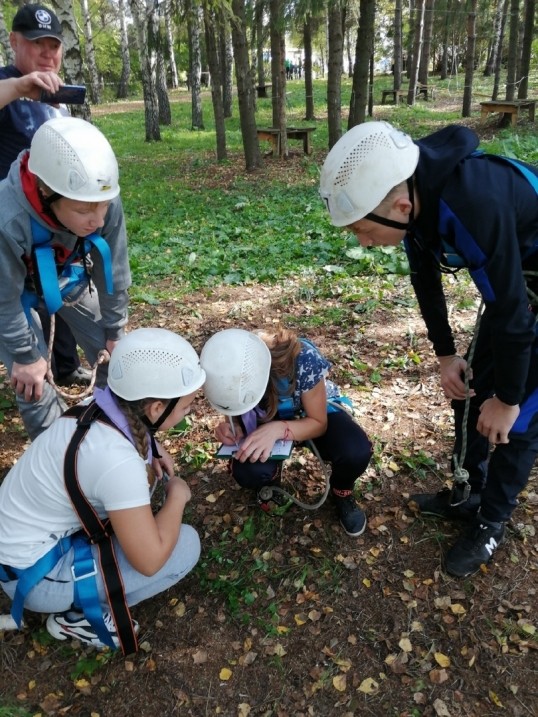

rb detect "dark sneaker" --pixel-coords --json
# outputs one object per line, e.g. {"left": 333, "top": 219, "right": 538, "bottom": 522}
{"left": 46, "top": 610, "right": 139, "bottom": 649}
{"left": 409, "top": 486, "right": 481, "bottom": 521}
{"left": 56, "top": 366, "right": 93, "bottom": 387}
{"left": 332, "top": 493, "right": 367, "bottom": 537}
{"left": 444, "top": 517, "right": 505, "bottom": 577}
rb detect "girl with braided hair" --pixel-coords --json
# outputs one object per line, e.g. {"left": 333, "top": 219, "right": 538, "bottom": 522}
{"left": 0, "top": 328, "right": 205, "bottom": 650}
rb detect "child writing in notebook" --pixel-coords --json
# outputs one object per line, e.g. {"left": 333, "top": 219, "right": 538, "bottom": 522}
{"left": 201, "top": 327, "right": 372, "bottom": 536}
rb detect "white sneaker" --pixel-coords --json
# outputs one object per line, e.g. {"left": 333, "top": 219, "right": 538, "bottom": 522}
{"left": 46, "top": 610, "right": 139, "bottom": 649}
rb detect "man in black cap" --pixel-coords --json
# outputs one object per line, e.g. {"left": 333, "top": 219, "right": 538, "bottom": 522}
{"left": 0, "top": 4, "right": 91, "bottom": 387}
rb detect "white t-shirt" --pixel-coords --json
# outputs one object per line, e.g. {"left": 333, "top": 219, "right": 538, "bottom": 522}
{"left": 0, "top": 415, "right": 151, "bottom": 568}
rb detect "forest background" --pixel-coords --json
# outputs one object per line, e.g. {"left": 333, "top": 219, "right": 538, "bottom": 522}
{"left": 1, "top": 1, "right": 538, "bottom": 716}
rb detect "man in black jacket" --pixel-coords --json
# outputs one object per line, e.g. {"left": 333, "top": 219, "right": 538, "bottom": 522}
{"left": 320, "top": 120, "right": 538, "bottom": 577}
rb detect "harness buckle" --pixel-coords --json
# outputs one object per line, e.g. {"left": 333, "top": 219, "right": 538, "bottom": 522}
{"left": 71, "top": 560, "right": 98, "bottom": 582}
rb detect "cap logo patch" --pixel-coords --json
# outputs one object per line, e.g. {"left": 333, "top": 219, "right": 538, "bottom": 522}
{"left": 35, "top": 9, "right": 53, "bottom": 28}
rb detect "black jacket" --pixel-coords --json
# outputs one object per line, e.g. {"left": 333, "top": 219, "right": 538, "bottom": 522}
{"left": 406, "top": 125, "right": 538, "bottom": 405}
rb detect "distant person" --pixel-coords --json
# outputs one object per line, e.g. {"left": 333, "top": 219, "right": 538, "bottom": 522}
{"left": 0, "top": 328, "right": 204, "bottom": 652}
{"left": 0, "top": 3, "right": 91, "bottom": 386}
{"left": 0, "top": 115, "right": 131, "bottom": 439}
{"left": 319, "top": 120, "right": 538, "bottom": 577}
{"left": 201, "top": 328, "right": 372, "bottom": 536}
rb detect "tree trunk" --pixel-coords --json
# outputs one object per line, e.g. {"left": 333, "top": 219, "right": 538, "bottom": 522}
{"left": 349, "top": 0, "right": 375, "bottom": 129}
{"left": 187, "top": 0, "right": 204, "bottom": 130}
{"left": 49, "top": 0, "right": 90, "bottom": 120}
{"left": 0, "top": 4, "right": 15, "bottom": 65}
{"left": 164, "top": 0, "right": 179, "bottom": 89}
{"left": 505, "top": 0, "right": 520, "bottom": 101}
{"left": 484, "top": 0, "right": 505, "bottom": 76}
{"left": 151, "top": 7, "right": 171, "bottom": 125}
{"left": 439, "top": 0, "right": 452, "bottom": 79}
{"left": 116, "top": 0, "right": 131, "bottom": 99}
{"left": 406, "top": 0, "right": 425, "bottom": 105}
{"left": 204, "top": 0, "right": 227, "bottom": 159}
{"left": 218, "top": 8, "right": 234, "bottom": 118}
{"left": 418, "top": 0, "right": 434, "bottom": 85}
{"left": 517, "top": 0, "right": 534, "bottom": 98}
{"left": 130, "top": 0, "right": 160, "bottom": 141}
{"left": 230, "top": 0, "right": 262, "bottom": 170}
{"left": 326, "top": 0, "right": 344, "bottom": 148}
{"left": 393, "top": 0, "right": 403, "bottom": 90}
{"left": 79, "top": 0, "right": 101, "bottom": 104}
{"left": 492, "top": 0, "right": 509, "bottom": 99}
{"left": 254, "top": 0, "right": 266, "bottom": 87}
{"left": 270, "top": 0, "right": 287, "bottom": 156}
{"left": 462, "top": 0, "right": 477, "bottom": 117}
{"left": 303, "top": 14, "right": 316, "bottom": 121}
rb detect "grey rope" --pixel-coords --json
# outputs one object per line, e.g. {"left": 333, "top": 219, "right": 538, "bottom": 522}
{"left": 259, "top": 398, "right": 358, "bottom": 511}
{"left": 450, "top": 299, "right": 484, "bottom": 506}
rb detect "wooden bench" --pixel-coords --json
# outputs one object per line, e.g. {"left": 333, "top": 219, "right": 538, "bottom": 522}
{"left": 256, "top": 83, "right": 272, "bottom": 98}
{"left": 480, "top": 99, "right": 536, "bottom": 126}
{"left": 257, "top": 126, "right": 316, "bottom": 156}
{"left": 416, "top": 83, "right": 435, "bottom": 100}
{"left": 381, "top": 89, "right": 406, "bottom": 105}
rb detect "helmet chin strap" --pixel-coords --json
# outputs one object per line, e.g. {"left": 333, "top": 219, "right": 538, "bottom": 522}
{"left": 142, "top": 396, "right": 180, "bottom": 458}
{"left": 364, "top": 176, "right": 415, "bottom": 232}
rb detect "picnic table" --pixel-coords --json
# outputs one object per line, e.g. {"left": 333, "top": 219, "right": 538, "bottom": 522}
{"left": 256, "top": 84, "right": 272, "bottom": 98}
{"left": 257, "top": 126, "right": 316, "bottom": 156}
{"left": 479, "top": 99, "right": 536, "bottom": 126}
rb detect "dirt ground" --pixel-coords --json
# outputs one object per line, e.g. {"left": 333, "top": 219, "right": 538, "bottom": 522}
{"left": 0, "top": 275, "right": 537, "bottom": 717}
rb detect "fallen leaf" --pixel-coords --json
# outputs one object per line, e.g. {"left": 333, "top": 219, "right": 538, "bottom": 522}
{"left": 332, "top": 674, "right": 346, "bottom": 692}
{"left": 192, "top": 649, "right": 207, "bottom": 664}
{"left": 434, "top": 652, "right": 451, "bottom": 667}
{"left": 219, "top": 667, "right": 232, "bottom": 681}
{"left": 399, "top": 637, "right": 412, "bottom": 652}
{"left": 358, "top": 677, "right": 379, "bottom": 694}
{"left": 433, "top": 698, "right": 452, "bottom": 716}
{"left": 489, "top": 690, "right": 504, "bottom": 707}
{"left": 238, "top": 704, "right": 251, "bottom": 717}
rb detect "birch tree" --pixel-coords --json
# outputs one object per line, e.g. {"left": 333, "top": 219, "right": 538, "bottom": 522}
{"left": 49, "top": 0, "right": 90, "bottom": 120}
{"left": 116, "top": 0, "right": 131, "bottom": 98}
{"left": 130, "top": 0, "right": 160, "bottom": 140}
{"left": 80, "top": 0, "right": 101, "bottom": 104}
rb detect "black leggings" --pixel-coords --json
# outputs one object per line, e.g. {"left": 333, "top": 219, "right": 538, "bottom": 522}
{"left": 231, "top": 410, "right": 373, "bottom": 492}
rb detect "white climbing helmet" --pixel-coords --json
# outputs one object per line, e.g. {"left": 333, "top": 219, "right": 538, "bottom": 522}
{"left": 29, "top": 116, "right": 120, "bottom": 202}
{"left": 108, "top": 328, "right": 206, "bottom": 401}
{"left": 200, "top": 329, "right": 272, "bottom": 415}
{"left": 319, "top": 121, "right": 419, "bottom": 227}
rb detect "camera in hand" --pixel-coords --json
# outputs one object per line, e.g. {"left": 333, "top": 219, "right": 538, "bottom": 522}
{"left": 40, "top": 84, "right": 86, "bottom": 105}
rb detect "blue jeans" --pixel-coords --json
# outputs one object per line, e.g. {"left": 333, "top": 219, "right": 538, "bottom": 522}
{"left": 0, "top": 525, "right": 200, "bottom": 614}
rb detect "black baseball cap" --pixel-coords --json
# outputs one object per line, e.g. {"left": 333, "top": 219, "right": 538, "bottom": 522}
{"left": 12, "top": 4, "right": 62, "bottom": 42}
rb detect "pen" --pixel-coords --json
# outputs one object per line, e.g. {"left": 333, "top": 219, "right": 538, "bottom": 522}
{"left": 228, "top": 415, "right": 240, "bottom": 449}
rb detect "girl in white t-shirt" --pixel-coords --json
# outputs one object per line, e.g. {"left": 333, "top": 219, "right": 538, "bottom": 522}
{"left": 0, "top": 328, "right": 205, "bottom": 651}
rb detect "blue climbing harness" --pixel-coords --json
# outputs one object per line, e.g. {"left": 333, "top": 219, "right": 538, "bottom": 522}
{"left": 21, "top": 217, "right": 115, "bottom": 318}
{"left": 0, "top": 402, "right": 138, "bottom": 655}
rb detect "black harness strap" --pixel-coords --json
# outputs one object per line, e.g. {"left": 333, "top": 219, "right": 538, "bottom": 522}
{"left": 63, "top": 402, "right": 138, "bottom": 655}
